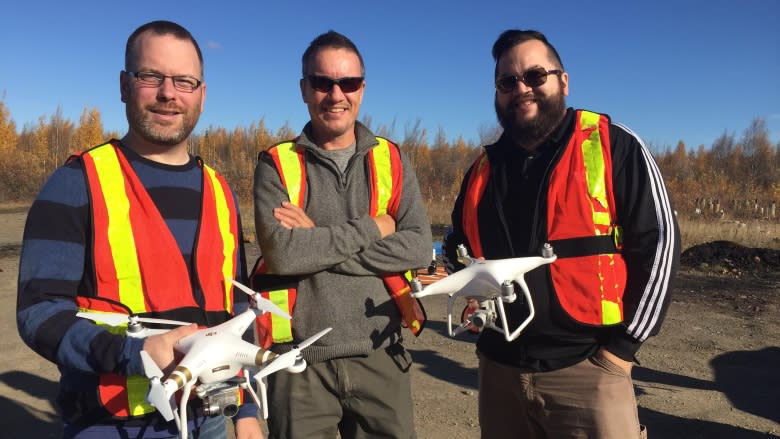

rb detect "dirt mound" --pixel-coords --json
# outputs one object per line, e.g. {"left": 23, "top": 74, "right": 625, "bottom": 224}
{"left": 680, "top": 240, "right": 780, "bottom": 275}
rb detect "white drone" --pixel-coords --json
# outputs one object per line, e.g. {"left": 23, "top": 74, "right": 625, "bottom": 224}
{"left": 411, "top": 244, "right": 556, "bottom": 342}
{"left": 77, "top": 279, "right": 331, "bottom": 439}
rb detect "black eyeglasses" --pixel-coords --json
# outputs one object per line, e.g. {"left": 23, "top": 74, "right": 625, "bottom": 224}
{"left": 126, "top": 71, "right": 203, "bottom": 93}
{"left": 306, "top": 75, "right": 364, "bottom": 93}
{"left": 495, "top": 67, "right": 563, "bottom": 93}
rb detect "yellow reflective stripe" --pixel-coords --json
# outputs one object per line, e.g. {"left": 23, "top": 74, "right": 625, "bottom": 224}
{"left": 89, "top": 146, "right": 145, "bottom": 313}
{"left": 276, "top": 142, "right": 304, "bottom": 208}
{"left": 204, "top": 165, "right": 236, "bottom": 311}
{"left": 268, "top": 289, "right": 293, "bottom": 342}
{"left": 579, "top": 111, "right": 610, "bottom": 227}
{"left": 592, "top": 212, "right": 611, "bottom": 233}
{"left": 127, "top": 375, "right": 155, "bottom": 415}
{"left": 601, "top": 299, "right": 622, "bottom": 325}
{"left": 403, "top": 270, "right": 413, "bottom": 282}
{"left": 372, "top": 138, "right": 393, "bottom": 216}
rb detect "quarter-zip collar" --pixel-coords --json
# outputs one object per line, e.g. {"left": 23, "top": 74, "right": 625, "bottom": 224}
{"left": 296, "top": 121, "right": 380, "bottom": 187}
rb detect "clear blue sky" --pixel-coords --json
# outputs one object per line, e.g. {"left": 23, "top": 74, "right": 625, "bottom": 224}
{"left": 1, "top": 0, "right": 778, "bottom": 151}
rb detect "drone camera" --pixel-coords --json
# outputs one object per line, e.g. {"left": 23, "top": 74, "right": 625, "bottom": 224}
{"left": 197, "top": 381, "right": 242, "bottom": 418}
{"left": 470, "top": 311, "right": 488, "bottom": 329}
{"left": 469, "top": 301, "right": 496, "bottom": 330}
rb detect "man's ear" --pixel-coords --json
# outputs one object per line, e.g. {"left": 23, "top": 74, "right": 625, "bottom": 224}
{"left": 120, "top": 70, "right": 129, "bottom": 103}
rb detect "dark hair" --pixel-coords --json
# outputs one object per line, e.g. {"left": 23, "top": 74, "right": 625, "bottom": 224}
{"left": 491, "top": 29, "right": 563, "bottom": 78}
{"left": 125, "top": 20, "right": 203, "bottom": 75}
{"left": 301, "top": 30, "right": 365, "bottom": 77}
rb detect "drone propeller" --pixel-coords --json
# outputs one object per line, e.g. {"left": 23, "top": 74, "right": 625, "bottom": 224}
{"left": 296, "top": 327, "right": 332, "bottom": 350}
{"left": 76, "top": 311, "right": 191, "bottom": 327}
{"left": 230, "top": 279, "right": 292, "bottom": 320}
{"left": 139, "top": 351, "right": 176, "bottom": 422}
{"left": 253, "top": 327, "right": 332, "bottom": 380}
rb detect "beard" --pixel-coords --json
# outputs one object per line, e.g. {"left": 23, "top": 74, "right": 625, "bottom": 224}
{"left": 126, "top": 101, "right": 200, "bottom": 147}
{"left": 495, "top": 86, "right": 566, "bottom": 150}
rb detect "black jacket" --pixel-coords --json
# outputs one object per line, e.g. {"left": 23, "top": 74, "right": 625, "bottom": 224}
{"left": 445, "top": 108, "right": 680, "bottom": 371}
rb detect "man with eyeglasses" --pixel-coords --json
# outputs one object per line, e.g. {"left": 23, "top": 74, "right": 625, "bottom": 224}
{"left": 16, "top": 20, "right": 263, "bottom": 439}
{"left": 251, "top": 30, "right": 431, "bottom": 438}
{"left": 443, "top": 29, "right": 680, "bottom": 438}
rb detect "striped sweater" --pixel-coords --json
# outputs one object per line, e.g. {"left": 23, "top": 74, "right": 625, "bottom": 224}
{"left": 16, "top": 142, "right": 253, "bottom": 434}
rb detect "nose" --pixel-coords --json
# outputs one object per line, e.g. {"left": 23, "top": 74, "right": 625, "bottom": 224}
{"left": 327, "top": 83, "right": 346, "bottom": 100}
{"left": 156, "top": 77, "right": 177, "bottom": 100}
{"left": 512, "top": 78, "right": 533, "bottom": 94}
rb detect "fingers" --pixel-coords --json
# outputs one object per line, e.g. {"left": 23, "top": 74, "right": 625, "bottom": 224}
{"left": 143, "top": 323, "right": 198, "bottom": 373}
{"left": 273, "top": 202, "right": 315, "bottom": 229}
{"left": 373, "top": 214, "right": 396, "bottom": 238}
{"left": 166, "top": 322, "right": 200, "bottom": 340}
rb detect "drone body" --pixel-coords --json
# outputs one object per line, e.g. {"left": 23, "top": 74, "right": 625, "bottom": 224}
{"left": 78, "top": 279, "right": 330, "bottom": 439}
{"left": 170, "top": 308, "right": 270, "bottom": 385}
{"left": 411, "top": 244, "right": 556, "bottom": 341}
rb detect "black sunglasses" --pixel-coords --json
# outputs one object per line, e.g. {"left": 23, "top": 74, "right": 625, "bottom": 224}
{"left": 306, "top": 75, "right": 364, "bottom": 93}
{"left": 495, "top": 67, "right": 563, "bottom": 93}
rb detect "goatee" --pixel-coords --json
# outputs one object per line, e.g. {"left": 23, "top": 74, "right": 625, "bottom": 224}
{"left": 495, "top": 88, "right": 566, "bottom": 150}
{"left": 125, "top": 103, "right": 200, "bottom": 147}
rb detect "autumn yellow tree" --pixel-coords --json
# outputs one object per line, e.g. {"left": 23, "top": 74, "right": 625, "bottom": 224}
{"left": 0, "top": 98, "right": 18, "bottom": 155}
{"left": 47, "top": 106, "right": 75, "bottom": 169}
{"left": 71, "top": 107, "right": 105, "bottom": 152}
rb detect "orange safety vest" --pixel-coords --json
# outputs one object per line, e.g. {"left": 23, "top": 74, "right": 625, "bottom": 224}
{"left": 73, "top": 141, "right": 239, "bottom": 418}
{"left": 251, "top": 137, "right": 426, "bottom": 348}
{"left": 462, "top": 110, "right": 626, "bottom": 326}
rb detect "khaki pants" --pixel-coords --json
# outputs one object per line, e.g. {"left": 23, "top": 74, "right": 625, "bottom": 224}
{"left": 266, "top": 344, "right": 416, "bottom": 439}
{"left": 478, "top": 352, "right": 646, "bottom": 439}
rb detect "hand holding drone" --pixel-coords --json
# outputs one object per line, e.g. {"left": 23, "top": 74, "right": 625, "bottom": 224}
{"left": 77, "top": 279, "right": 331, "bottom": 439}
{"left": 411, "top": 244, "right": 556, "bottom": 342}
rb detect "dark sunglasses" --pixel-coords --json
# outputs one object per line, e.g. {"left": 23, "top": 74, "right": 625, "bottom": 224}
{"left": 495, "top": 67, "right": 563, "bottom": 93}
{"left": 306, "top": 75, "right": 364, "bottom": 93}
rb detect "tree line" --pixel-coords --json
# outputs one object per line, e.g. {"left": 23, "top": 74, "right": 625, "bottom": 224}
{"left": 1, "top": 98, "right": 778, "bottom": 223}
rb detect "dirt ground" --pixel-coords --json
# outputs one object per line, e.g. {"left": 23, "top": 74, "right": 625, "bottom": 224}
{"left": 1, "top": 206, "right": 778, "bottom": 438}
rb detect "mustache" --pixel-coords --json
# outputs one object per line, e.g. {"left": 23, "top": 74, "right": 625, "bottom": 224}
{"left": 145, "top": 104, "right": 184, "bottom": 113}
{"left": 508, "top": 92, "right": 538, "bottom": 107}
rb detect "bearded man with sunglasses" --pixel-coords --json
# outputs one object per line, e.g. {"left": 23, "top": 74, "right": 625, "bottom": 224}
{"left": 444, "top": 29, "right": 680, "bottom": 438}
{"left": 251, "top": 30, "right": 431, "bottom": 438}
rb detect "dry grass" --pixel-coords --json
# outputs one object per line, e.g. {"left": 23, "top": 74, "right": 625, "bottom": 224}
{"left": 678, "top": 218, "right": 780, "bottom": 251}
{"left": 243, "top": 204, "right": 780, "bottom": 251}
{"left": 8, "top": 202, "right": 780, "bottom": 252}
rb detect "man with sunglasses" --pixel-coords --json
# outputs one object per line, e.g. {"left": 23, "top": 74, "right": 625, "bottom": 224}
{"left": 251, "top": 30, "right": 431, "bottom": 438}
{"left": 17, "top": 20, "right": 263, "bottom": 438}
{"left": 444, "top": 29, "right": 680, "bottom": 438}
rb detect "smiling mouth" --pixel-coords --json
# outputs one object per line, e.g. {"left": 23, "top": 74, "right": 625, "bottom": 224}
{"left": 152, "top": 109, "right": 180, "bottom": 116}
{"left": 147, "top": 104, "right": 182, "bottom": 115}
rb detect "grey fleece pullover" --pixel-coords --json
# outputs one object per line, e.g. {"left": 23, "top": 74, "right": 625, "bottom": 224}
{"left": 253, "top": 122, "right": 432, "bottom": 363}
